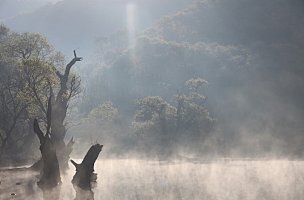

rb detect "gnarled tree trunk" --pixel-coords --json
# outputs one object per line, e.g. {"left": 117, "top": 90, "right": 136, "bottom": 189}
{"left": 33, "top": 97, "right": 61, "bottom": 189}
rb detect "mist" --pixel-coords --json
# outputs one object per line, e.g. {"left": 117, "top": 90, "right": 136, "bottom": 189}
{"left": 1, "top": 0, "right": 304, "bottom": 199}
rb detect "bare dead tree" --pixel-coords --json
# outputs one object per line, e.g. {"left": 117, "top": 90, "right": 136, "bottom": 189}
{"left": 51, "top": 50, "right": 82, "bottom": 170}
{"left": 31, "top": 50, "right": 82, "bottom": 171}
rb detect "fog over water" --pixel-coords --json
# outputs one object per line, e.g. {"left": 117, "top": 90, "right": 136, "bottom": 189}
{"left": 1, "top": 159, "right": 304, "bottom": 200}
{"left": 0, "top": 0, "right": 304, "bottom": 199}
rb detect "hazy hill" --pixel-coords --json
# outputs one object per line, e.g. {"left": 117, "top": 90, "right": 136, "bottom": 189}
{"left": 143, "top": 0, "right": 304, "bottom": 107}
{"left": 0, "top": 0, "right": 60, "bottom": 21}
{"left": 81, "top": 0, "right": 304, "bottom": 156}
{"left": 4, "top": 0, "right": 192, "bottom": 55}
{"left": 146, "top": 0, "right": 304, "bottom": 46}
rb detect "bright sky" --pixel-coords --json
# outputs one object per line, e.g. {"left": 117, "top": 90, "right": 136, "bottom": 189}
{"left": 0, "top": 0, "right": 63, "bottom": 20}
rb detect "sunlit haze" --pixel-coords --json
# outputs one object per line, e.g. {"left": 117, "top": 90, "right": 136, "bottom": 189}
{"left": 1, "top": 0, "right": 304, "bottom": 199}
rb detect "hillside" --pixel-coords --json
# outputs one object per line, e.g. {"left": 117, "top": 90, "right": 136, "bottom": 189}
{"left": 81, "top": 0, "right": 304, "bottom": 156}
{"left": 4, "top": 0, "right": 191, "bottom": 55}
{"left": 0, "top": 0, "right": 60, "bottom": 21}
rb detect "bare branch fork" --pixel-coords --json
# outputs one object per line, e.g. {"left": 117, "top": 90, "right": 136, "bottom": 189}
{"left": 56, "top": 50, "right": 82, "bottom": 84}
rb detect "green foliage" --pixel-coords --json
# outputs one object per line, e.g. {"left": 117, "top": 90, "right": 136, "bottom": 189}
{"left": 88, "top": 101, "right": 119, "bottom": 122}
{"left": 1, "top": 30, "right": 78, "bottom": 122}
{"left": 4, "top": 32, "right": 61, "bottom": 118}
{"left": 0, "top": 25, "right": 76, "bottom": 157}
{"left": 0, "top": 54, "right": 28, "bottom": 153}
{"left": 185, "top": 78, "right": 208, "bottom": 92}
{"left": 132, "top": 96, "right": 176, "bottom": 136}
{"left": 3, "top": 32, "right": 63, "bottom": 62}
{"left": 134, "top": 96, "right": 175, "bottom": 121}
{"left": 18, "top": 58, "right": 58, "bottom": 118}
{"left": 132, "top": 78, "right": 214, "bottom": 142}
{"left": 177, "top": 78, "right": 214, "bottom": 132}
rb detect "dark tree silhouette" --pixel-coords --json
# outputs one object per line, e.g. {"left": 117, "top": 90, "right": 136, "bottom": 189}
{"left": 33, "top": 96, "right": 61, "bottom": 189}
{"left": 71, "top": 144, "right": 103, "bottom": 190}
{"left": 51, "top": 50, "right": 82, "bottom": 170}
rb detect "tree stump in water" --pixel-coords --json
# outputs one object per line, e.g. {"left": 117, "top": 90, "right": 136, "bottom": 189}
{"left": 71, "top": 144, "right": 103, "bottom": 190}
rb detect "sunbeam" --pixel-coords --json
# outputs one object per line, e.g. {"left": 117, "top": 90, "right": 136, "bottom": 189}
{"left": 126, "top": 3, "right": 137, "bottom": 49}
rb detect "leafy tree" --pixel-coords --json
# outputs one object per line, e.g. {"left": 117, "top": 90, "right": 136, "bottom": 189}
{"left": 0, "top": 27, "right": 31, "bottom": 156}
{"left": 176, "top": 78, "right": 214, "bottom": 136}
{"left": 133, "top": 96, "right": 176, "bottom": 138}
{"left": 0, "top": 60, "right": 28, "bottom": 155}
{"left": 132, "top": 96, "right": 177, "bottom": 155}
{"left": 132, "top": 78, "right": 214, "bottom": 154}
{"left": 4, "top": 32, "right": 59, "bottom": 60}
{"left": 88, "top": 101, "right": 119, "bottom": 123}
{"left": 2, "top": 31, "right": 64, "bottom": 120}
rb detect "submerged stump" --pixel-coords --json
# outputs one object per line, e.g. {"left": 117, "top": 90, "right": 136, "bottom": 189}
{"left": 71, "top": 144, "right": 103, "bottom": 190}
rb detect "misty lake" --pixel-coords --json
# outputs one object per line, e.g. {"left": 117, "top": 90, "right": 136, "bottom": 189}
{"left": 0, "top": 159, "right": 303, "bottom": 200}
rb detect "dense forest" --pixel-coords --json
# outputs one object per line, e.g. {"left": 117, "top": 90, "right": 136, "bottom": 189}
{"left": 1, "top": 0, "right": 304, "bottom": 165}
